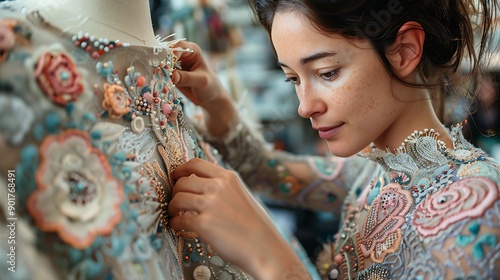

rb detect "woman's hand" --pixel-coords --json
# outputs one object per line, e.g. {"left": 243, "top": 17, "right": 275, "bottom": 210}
{"left": 168, "top": 158, "right": 311, "bottom": 280}
{"left": 172, "top": 41, "right": 238, "bottom": 137}
{"left": 172, "top": 41, "right": 223, "bottom": 106}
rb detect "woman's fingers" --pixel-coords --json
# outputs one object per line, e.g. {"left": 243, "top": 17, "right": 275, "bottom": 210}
{"left": 171, "top": 69, "right": 209, "bottom": 89}
{"left": 168, "top": 210, "right": 201, "bottom": 232}
{"left": 173, "top": 158, "right": 225, "bottom": 180}
{"left": 173, "top": 41, "right": 203, "bottom": 68}
{"left": 174, "top": 40, "right": 201, "bottom": 53}
{"left": 171, "top": 174, "right": 220, "bottom": 196}
{"left": 168, "top": 191, "right": 208, "bottom": 217}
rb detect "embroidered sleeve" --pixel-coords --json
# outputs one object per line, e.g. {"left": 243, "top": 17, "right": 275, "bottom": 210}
{"left": 204, "top": 120, "right": 380, "bottom": 213}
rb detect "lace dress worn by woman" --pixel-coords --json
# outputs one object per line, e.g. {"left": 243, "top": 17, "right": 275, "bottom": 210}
{"left": 206, "top": 119, "right": 500, "bottom": 279}
{"left": 0, "top": 4, "right": 318, "bottom": 280}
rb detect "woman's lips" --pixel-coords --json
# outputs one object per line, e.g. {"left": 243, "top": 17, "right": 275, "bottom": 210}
{"left": 316, "top": 124, "right": 344, "bottom": 139}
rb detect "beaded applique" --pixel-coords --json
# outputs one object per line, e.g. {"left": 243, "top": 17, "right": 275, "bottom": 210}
{"left": 358, "top": 183, "right": 412, "bottom": 262}
{"left": 444, "top": 123, "right": 488, "bottom": 163}
{"left": 355, "top": 263, "right": 390, "bottom": 280}
{"left": 363, "top": 128, "right": 448, "bottom": 174}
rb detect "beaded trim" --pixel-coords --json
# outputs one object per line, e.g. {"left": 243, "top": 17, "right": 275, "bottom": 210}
{"left": 72, "top": 31, "right": 130, "bottom": 59}
{"left": 362, "top": 128, "right": 451, "bottom": 174}
{"left": 394, "top": 128, "right": 446, "bottom": 154}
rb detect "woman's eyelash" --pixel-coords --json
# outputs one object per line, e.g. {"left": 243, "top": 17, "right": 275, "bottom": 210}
{"left": 283, "top": 69, "right": 338, "bottom": 84}
{"left": 284, "top": 77, "right": 299, "bottom": 84}
{"left": 318, "top": 70, "right": 339, "bottom": 81}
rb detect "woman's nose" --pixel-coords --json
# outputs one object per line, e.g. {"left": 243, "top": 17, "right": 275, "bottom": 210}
{"left": 297, "top": 86, "right": 325, "bottom": 119}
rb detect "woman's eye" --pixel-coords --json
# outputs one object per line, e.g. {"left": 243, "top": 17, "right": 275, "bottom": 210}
{"left": 284, "top": 77, "right": 299, "bottom": 85}
{"left": 318, "top": 70, "right": 338, "bottom": 81}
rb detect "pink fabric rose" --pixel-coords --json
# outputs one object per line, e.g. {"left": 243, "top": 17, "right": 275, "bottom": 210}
{"left": 35, "top": 51, "right": 84, "bottom": 105}
{"left": 413, "top": 177, "right": 498, "bottom": 237}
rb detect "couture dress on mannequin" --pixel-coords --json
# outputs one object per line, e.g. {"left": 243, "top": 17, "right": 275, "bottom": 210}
{"left": 0, "top": 1, "right": 318, "bottom": 279}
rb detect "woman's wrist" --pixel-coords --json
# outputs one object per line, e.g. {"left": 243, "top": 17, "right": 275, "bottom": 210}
{"left": 247, "top": 225, "right": 311, "bottom": 280}
{"left": 202, "top": 92, "right": 239, "bottom": 138}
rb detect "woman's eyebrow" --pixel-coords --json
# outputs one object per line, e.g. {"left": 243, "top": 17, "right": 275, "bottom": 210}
{"left": 278, "top": 51, "right": 338, "bottom": 68}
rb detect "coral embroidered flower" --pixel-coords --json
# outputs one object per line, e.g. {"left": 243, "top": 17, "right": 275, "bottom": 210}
{"left": 413, "top": 177, "right": 498, "bottom": 237}
{"left": 102, "top": 83, "right": 131, "bottom": 119}
{"left": 0, "top": 21, "right": 15, "bottom": 63}
{"left": 28, "top": 130, "right": 123, "bottom": 249}
{"left": 358, "top": 183, "right": 413, "bottom": 262}
{"left": 34, "top": 51, "right": 84, "bottom": 105}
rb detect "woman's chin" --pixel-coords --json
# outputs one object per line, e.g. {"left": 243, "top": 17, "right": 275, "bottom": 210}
{"left": 327, "top": 143, "right": 358, "bottom": 158}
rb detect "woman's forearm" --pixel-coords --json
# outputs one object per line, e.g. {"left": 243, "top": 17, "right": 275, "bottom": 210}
{"left": 202, "top": 91, "right": 239, "bottom": 138}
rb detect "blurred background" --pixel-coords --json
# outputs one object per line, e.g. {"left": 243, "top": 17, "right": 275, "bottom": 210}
{"left": 147, "top": 0, "right": 500, "bottom": 263}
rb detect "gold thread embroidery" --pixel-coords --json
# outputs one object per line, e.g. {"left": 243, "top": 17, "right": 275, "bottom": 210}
{"left": 371, "top": 229, "right": 402, "bottom": 263}
{"left": 356, "top": 233, "right": 365, "bottom": 271}
{"left": 152, "top": 160, "right": 169, "bottom": 189}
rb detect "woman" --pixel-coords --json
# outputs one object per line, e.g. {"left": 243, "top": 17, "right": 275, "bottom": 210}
{"left": 169, "top": 0, "right": 500, "bottom": 279}
{"left": 0, "top": 0, "right": 318, "bottom": 279}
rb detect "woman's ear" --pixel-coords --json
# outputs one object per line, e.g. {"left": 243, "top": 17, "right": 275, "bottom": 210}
{"left": 386, "top": 21, "right": 425, "bottom": 78}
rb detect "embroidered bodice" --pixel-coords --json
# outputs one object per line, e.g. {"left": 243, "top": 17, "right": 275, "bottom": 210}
{"left": 205, "top": 119, "right": 500, "bottom": 279}
{"left": 327, "top": 125, "right": 500, "bottom": 279}
{"left": 0, "top": 3, "right": 317, "bottom": 279}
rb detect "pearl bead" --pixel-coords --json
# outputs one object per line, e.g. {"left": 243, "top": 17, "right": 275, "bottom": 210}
{"left": 193, "top": 265, "right": 211, "bottom": 280}
{"left": 328, "top": 268, "right": 339, "bottom": 280}
{"left": 334, "top": 254, "right": 343, "bottom": 265}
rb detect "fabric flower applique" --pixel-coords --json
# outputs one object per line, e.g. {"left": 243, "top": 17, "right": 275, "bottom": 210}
{"left": 28, "top": 129, "right": 123, "bottom": 249}
{"left": 0, "top": 19, "right": 15, "bottom": 63}
{"left": 412, "top": 177, "right": 498, "bottom": 237}
{"left": 33, "top": 47, "right": 84, "bottom": 106}
{"left": 358, "top": 183, "right": 413, "bottom": 262}
{"left": 101, "top": 83, "right": 131, "bottom": 119}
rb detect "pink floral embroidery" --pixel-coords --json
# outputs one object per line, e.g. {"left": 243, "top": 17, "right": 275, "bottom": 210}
{"left": 358, "top": 183, "right": 413, "bottom": 262}
{"left": 102, "top": 83, "right": 131, "bottom": 118}
{"left": 413, "top": 177, "right": 498, "bottom": 237}
{"left": 35, "top": 51, "right": 84, "bottom": 105}
{"left": 28, "top": 130, "right": 123, "bottom": 249}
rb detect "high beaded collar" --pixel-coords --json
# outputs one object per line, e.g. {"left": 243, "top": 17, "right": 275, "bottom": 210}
{"left": 360, "top": 124, "right": 488, "bottom": 175}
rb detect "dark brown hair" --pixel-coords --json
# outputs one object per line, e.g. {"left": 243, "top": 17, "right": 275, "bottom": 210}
{"left": 249, "top": 0, "right": 499, "bottom": 102}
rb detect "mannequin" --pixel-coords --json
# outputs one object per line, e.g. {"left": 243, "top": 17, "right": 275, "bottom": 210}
{"left": 40, "top": 0, "right": 158, "bottom": 46}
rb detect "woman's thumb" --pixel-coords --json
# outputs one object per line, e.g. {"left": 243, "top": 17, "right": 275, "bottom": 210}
{"left": 171, "top": 70, "right": 185, "bottom": 85}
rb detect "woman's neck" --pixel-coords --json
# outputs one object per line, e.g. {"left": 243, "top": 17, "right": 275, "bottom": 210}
{"left": 40, "top": 0, "right": 158, "bottom": 47}
{"left": 373, "top": 87, "right": 454, "bottom": 152}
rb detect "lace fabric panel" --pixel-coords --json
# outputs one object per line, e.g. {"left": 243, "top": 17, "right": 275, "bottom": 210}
{"left": 119, "top": 128, "right": 156, "bottom": 163}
